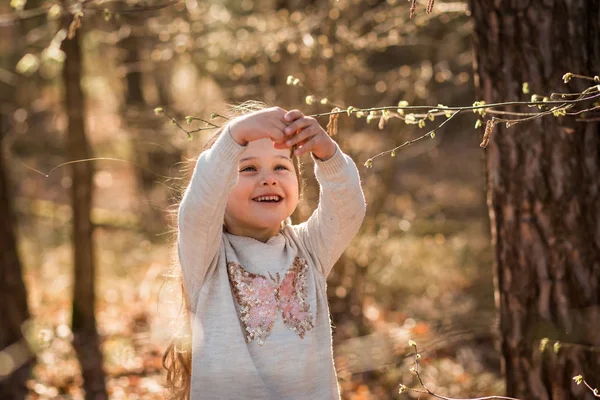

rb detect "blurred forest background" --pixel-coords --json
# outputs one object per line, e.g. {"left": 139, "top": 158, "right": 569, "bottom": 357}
{"left": 1, "top": 0, "right": 598, "bottom": 399}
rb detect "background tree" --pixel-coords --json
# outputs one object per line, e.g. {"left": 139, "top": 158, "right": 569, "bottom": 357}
{"left": 0, "top": 139, "right": 32, "bottom": 400}
{"left": 0, "top": 4, "right": 33, "bottom": 399}
{"left": 470, "top": 1, "right": 600, "bottom": 399}
{"left": 61, "top": 7, "right": 108, "bottom": 399}
{"left": 0, "top": 79, "right": 33, "bottom": 400}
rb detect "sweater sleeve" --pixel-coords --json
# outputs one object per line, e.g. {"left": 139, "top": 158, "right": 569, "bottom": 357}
{"left": 295, "top": 144, "right": 366, "bottom": 277}
{"left": 178, "top": 127, "right": 246, "bottom": 306}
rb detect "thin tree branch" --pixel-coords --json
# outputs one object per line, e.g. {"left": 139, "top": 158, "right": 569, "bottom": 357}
{"left": 364, "top": 110, "right": 460, "bottom": 166}
{"left": 400, "top": 343, "right": 522, "bottom": 400}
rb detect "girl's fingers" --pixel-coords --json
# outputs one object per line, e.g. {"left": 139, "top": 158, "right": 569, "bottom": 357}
{"left": 273, "top": 128, "right": 312, "bottom": 149}
{"left": 273, "top": 141, "right": 290, "bottom": 149}
{"left": 283, "top": 109, "right": 305, "bottom": 123}
{"left": 285, "top": 126, "right": 316, "bottom": 147}
{"left": 283, "top": 117, "right": 314, "bottom": 136}
{"left": 294, "top": 137, "right": 317, "bottom": 156}
{"left": 269, "top": 121, "right": 288, "bottom": 143}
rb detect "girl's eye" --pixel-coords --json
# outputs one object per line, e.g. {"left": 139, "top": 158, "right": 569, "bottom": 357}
{"left": 240, "top": 164, "right": 290, "bottom": 172}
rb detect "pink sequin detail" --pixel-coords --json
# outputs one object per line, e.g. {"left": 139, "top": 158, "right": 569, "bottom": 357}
{"left": 227, "top": 257, "right": 314, "bottom": 345}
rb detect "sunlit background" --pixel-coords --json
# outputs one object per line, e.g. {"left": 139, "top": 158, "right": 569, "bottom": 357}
{"left": 1, "top": 0, "right": 504, "bottom": 398}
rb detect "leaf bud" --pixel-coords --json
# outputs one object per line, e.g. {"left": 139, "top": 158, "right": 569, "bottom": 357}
{"left": 405, "top": 114, "right": 416, "bottom": 124}
{"left": 553, "top": 341, "right": 561, "bottom": 353}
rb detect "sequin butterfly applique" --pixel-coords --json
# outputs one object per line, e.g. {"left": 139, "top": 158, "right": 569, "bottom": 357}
{"left": 227, "top": 257, "right": 314, "bottom": 345}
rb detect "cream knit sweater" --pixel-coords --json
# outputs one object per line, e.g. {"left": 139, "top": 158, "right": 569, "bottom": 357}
{"left": 178, "top": 127, "right": 366, "bottom": 399}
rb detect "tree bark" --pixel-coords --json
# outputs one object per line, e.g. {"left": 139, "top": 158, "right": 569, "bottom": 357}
{"left": 0, "top": 114, "right": 33, "bottom": 400}
{"left": 470, "top": 1, "right": 600, "bottom": 399}
{"left": 61, "top": 18, "right": 108, "bottom": 400}
{"left": 120, "top": 29, "right": 182, "bottom": 238}
{"left": 0, "top": 12, "right": 33, "bottom": 399}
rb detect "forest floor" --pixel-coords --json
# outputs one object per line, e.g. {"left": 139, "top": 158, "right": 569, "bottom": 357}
{"left": 12, "top": 102, "right": 504, "bottom": 399}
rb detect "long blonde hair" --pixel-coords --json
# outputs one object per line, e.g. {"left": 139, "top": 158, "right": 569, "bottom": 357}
{"left": 162, "top": 103, "right": 303, "bottom": 399}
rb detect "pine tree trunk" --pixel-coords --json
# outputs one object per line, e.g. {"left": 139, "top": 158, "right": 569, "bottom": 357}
{"left": 470, "top": 1, "right": 600, "bottom": 399}
{"left": 0, "top": 12, "right": 33, "bottom": 399}
{"left": 120, "top": 30, "right": 182, "bottom": 238}
{"left": 0, "top": 122, "right": 33, "bottom": 400}
{"left": 61, "top": 18, "right": 108, "bottom": 400}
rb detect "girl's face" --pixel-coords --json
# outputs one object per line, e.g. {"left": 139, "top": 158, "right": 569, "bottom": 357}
{"left": 224, "top": 138, "right": 299, "bottom": 241}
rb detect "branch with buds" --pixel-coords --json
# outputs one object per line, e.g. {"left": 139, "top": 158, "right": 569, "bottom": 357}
{"left": 573, "top": 376, "right": 599, "bottom": 397}
{"left": 539, "top": 338, "right": 600, "bottom": 398}
{"left": 158, "top": 72, "right": 600, "bottom": 167}
{"left": 397, "top": 338, "right": 599, "bottom": 399}
{"left": 399, "top": 340, "right": 521, "bottom": 400}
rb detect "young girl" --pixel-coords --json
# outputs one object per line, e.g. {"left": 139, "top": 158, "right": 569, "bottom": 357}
{"left": 163, "top": 106, "right": 366, "bottom": 399}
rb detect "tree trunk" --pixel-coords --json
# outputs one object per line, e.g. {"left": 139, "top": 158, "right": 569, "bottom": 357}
{"left": 120, "top": 30, "right": 182, "bottom": 238}
{"left": 0, "top": 115, "right": 33, "bottom": 400}
{"left": 470, "top": 1, "right": 600, "bottom": 399}
{"left": 61, "top": 18, "right": 108, "bottom": 400}
{"left": 0, "top": 12, "right": 33, "bottom": 399}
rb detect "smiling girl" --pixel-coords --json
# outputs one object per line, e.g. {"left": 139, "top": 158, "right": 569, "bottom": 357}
{"left": 163, "top": 106, "right": 366, "bottom": 399}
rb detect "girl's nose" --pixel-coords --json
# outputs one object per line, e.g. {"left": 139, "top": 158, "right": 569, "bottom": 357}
{"left": 261, "top": 175, "right": 277, "bottom": 186}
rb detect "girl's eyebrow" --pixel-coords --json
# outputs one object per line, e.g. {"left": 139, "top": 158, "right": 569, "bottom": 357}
{"left": 240, "top": 155, "right": 292, "bottom": 162}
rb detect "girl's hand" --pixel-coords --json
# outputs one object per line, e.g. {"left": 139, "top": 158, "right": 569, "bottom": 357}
{"left": 228, "top": 107, "right": 288, "bottom": 146}
{"left": 278, "top": 110, "right": 337, "bottom": 160}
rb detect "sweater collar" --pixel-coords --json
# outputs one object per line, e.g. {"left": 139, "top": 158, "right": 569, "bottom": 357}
{"left": 225, "top": 231, "right": 285, "bottom": 246}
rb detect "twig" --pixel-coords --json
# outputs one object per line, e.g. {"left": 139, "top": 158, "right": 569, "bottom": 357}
{"left": 160, "top": 73, "right": 599, "bottom": 164}
{"left": 19, "top": 157, "right": 173, "bottom": 180}
{"left": 159, "top": 109, "right": 193, "bottom": 139}
{"left": 573, "top": 375, "right": 600, "bottom": 397}
{"left": 364, "top": 110, "right": 460, "bottom": 167}
{"left": 399, "top": 341, "right": 522, "bottom": 400}
{"left": 82, "top": 0, "right": 180, "bottom": 14}
{"left": 310, "top": 91, "right": 600, "bottom": 118}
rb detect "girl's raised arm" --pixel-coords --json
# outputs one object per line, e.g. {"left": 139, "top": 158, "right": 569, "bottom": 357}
{"left": 281, "top": 111, "right": 366, "bottom": 276}
{"left": 178, "top": 107, "right": 290, "bottom": 307}
{"left": 295, "top": 144, "right": 367, "bottom": 277}
{"left": 177, "top": 127, "right": 246, "bottom": 306}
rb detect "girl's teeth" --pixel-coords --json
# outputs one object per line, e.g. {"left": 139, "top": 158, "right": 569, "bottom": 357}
{"left": 255, "top": 196, "right": 280, "bottom": 201}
